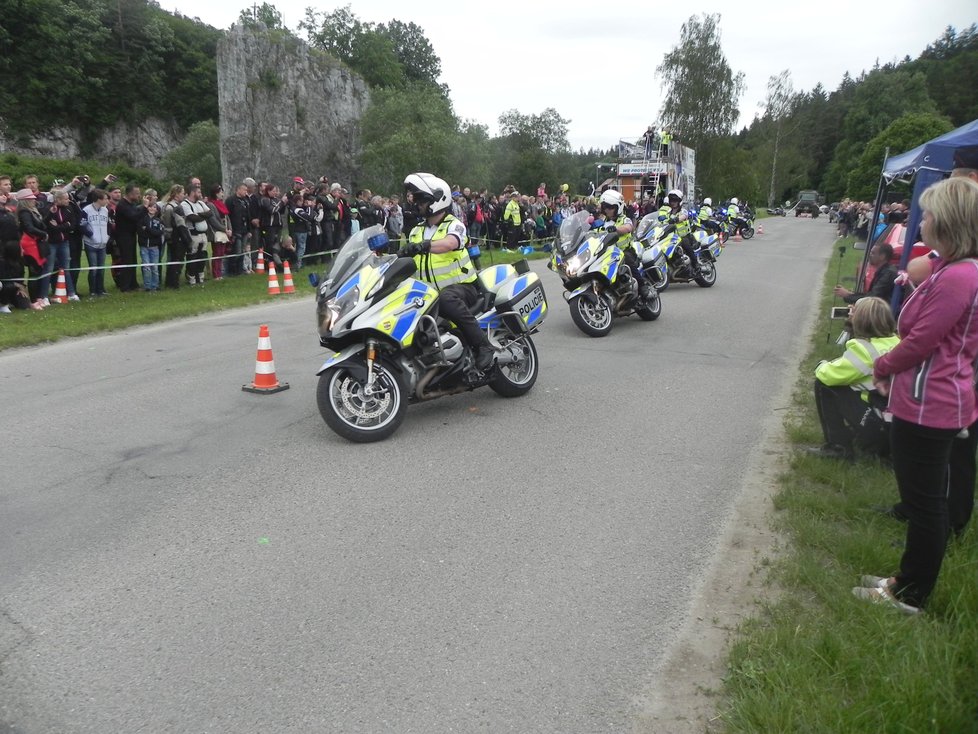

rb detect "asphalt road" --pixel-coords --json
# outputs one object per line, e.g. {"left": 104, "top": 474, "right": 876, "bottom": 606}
{"left": 0, "top": 216, "right": 833, "bottom": 733}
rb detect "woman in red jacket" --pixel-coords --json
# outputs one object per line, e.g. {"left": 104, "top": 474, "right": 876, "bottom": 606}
{"left": 854, "top": 176, "right": 978, "bottom": 613}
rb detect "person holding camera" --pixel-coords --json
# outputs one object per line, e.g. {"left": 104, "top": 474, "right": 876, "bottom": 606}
{"left": 810, "top": 297, "right": 899, "bottom": 461}
{"left": 834, "top": 243, "right": 898, "bottom": 305}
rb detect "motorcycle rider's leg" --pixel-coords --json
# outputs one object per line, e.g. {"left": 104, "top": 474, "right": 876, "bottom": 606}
{"left": 681, "top": 235, "right": 699, "bottom": 271}
{"left": 625, "top": 248, "right": 651, "bottom": 298}
{"left": 440, "top": 283, "right": 494, "bottom": 371}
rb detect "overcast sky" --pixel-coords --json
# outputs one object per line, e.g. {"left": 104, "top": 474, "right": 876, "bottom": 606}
{"left": 163, "top": 0, "right": 976, "bottom": 151}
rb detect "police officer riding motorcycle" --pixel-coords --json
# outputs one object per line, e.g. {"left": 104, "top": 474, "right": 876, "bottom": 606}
{"left": 658, "top": 189, "right": 701, "bottom": 274}
{"left": 399, "top": 172, "right": 496, "bottom": 372}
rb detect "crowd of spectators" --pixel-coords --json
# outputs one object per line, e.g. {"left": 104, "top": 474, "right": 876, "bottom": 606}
{"left": 2, "top": 171, "right": 679, "bottom": 313}
{"left": 833, "top": 198, "right": 910, "bottom": 241}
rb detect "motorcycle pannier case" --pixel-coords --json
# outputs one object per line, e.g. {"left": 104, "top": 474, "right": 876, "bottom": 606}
{"left": 492, "top": 272, "right": 548, "bottom": 331}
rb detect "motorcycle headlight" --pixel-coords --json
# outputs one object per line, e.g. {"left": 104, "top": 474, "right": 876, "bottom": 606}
{"left": 565, "top": 249, "right": 589, "bottom": 277}
{"left": 317, "top": 286, "right": 359, "bottom": 335}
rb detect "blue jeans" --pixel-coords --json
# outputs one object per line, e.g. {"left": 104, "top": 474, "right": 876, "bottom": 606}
{"left": 294, "top": 231, "right": 308, "bottom": 266}
{"left": 140, "top": 245, "right": 161, "bottom": 290}
{"left": 46, "top": 241, "right": 76, "bottom": 296}
{"left": 85, "top": 245, "right": 107, "bottom": 295}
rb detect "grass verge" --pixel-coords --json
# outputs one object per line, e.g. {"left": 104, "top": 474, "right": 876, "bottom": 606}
{"left": 718, "top": 238, "right": 978, "bottom": 731}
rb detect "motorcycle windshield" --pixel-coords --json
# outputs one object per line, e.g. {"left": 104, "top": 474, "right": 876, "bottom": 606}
{"left": 635, "top": 213, "right": 658, "bottom": 240}
{"left": 555, "top": 210, "right": 592, "bottom": 256}
{"left": 322, "top": 225, "right": 387, "bottom": 292}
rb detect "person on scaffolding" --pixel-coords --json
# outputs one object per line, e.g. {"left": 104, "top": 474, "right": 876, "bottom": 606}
{"left": 642, "top": 126, "right": 657, "bottom": 159}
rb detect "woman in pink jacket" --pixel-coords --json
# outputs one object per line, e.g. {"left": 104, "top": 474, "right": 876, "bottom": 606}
{"left": 853, "top": 176, "right": 978, "bottom": 613}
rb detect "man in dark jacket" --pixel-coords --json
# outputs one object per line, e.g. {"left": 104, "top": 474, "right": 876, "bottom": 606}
{"left": 113, "top": 184, "right": 145, "bottom": 292}
{"left": 226, "top": 183, "right": 251, "bottom": 276}
{"left": 834, "top": 243, "right": 898, "bottom": 304}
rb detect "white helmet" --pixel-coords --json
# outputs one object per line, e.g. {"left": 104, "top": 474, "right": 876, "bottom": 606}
{"left": 703, "top": 197, "right": 712, "bottom": 206}
{"left": 403, "top": 172, "right": 451, "bottom": 215}
{"left": 666, "top": 189, "right": 683, "bottom": 203}
{"left": 730, "top": 197, "right": 739, "bottom": 205}
{"left": 599, "top": 189, "right": 624, "bottom": 217}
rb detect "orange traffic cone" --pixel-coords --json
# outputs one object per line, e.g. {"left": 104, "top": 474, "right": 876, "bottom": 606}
{"left": 281, "top": 260, "right": 295, "bottom": 294}
{"left": 255, "top": 249, "right": 266, "bottom": 274}
{"left": 734, "top": 230, "right": 742, "bottom": 242}
{"left": 757, "top": 223, "right": 764, "bottom": 235}
{"left": 242, "top": 324, "right": 290, "bottom": 394}
{"left": 51, "top": 269, "right": 69, "bottom": 303}
{"left": 267, "top": 262, "right": 281, "bottom": 295}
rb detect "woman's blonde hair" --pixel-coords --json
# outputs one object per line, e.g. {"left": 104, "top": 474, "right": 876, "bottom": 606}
{"left": 919, "top": 176, "right": 978, "bottom": 261}
{"left": 162, "top": 184, "right": 184, "bottom": 203}
{"left": 851, "top": 296, "right": 897, "bottom": 339}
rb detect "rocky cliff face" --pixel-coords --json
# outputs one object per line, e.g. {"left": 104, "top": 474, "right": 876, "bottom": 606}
{"left": 0, "top": 118, "right": 183, "bottom": 174}
{"left": 217, "top": 25, "right": 369, "bottom": 190}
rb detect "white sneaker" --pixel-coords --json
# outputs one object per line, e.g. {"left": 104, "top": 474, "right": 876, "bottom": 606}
{"left": 851, "top": 585, "right": 921, "bottom": 615}
{"left": 41, "top": 298, "right": 51, "bottom": 306}
{"left": 0, "top": 305, "right": 11, "bottom": 313}
{"left": 67, "top": 294, "right": 80, "bottom": 301}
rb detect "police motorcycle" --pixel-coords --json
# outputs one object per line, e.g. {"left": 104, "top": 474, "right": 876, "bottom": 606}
{"left": 548, "top": 209, "right": 662, "bottom": 337}
{"left": 635, "top": 212, "right": 722, "bottom": 289}
{"left": 315, "top": 225, "right": 547, "bottom": 442}
{"left": 719, "top": 199, "right": 755, "bottom": 242}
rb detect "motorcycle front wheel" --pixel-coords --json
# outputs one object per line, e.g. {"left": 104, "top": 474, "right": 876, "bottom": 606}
{"left": 635, "top": 289, "right": 662, "bottom": 321}
{"left": 569, "top": 292, "right": 614, "bottom": 337}
{"left": 317, "top": 360, "right": 406, "bottom": 442}
{"left": 741, "top": 226, "right": 755, "bottom": 240}
{"left": 489, "top": 336, "right": 539, "bottom": 397}
{"left": 694, "top": 260, "right": 718, "bottom": 288}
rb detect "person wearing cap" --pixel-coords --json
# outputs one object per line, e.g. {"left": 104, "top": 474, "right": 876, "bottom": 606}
{"left": 502, "top": 190, "right": 522, "bottom": 252}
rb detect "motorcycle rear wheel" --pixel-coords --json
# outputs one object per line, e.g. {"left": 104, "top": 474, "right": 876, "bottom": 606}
{"left": 317, "top": 361, "right": 406, "bottom": 442}
{"left": 694, "top": 260, "right": 718, "bottom": 288}
{"left": 489, "top": 336, "right": 539, "bottom": 397}
{"left": 569, "top": 293, "right": 614, "bottom": 337}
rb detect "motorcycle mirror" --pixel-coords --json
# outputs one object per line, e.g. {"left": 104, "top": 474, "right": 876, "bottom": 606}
{"left": 308, "top": 273, "right": 319, "bottom": 287}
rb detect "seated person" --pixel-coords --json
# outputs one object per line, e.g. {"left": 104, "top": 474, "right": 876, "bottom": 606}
{"left": 809, "top": 297, "right": 899, "bottom": 460}
{"left": 833, "top": 243, "right": 898, "bottom": 305}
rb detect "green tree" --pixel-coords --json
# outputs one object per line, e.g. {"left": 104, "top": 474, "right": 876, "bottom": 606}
{"left": 760, "top": 70, "right": 797, "bottom": 208}
{"left": 376, "top": 20, "right": 441, "bottom": 86}
{"left": 160, "top": 120, "right": 222, "bottom": 189}
{"left": 846, "top": 111, "right": 953, "bottom": 200}
{"left": 238, "top": 2, "right": 285, "bottom": 30}
{"left": 497, "top": 108, "right": 570, "bottom": 154}
{"left": 359, "top": 84, "right": 459, "bottom": 194}
{"left": 656, "top": 13, "right": 745, "bottom": 155}
{"left": 300, "top": 6, "right": 439, "bottom": 91}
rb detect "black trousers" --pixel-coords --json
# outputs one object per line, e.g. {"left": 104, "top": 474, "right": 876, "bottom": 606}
{"left": 813, "top": 381, "right": 888, "bottom": 455}
{"left": 890, "top": 417, "right": 959, "bottom": 608}
{"left": 165, "top": 235, "right": 188, "bottom": 288}
{"left": 948, "top": 416, "right": 978, "bottom": 535}
{"left": 439, "top": 282, "right": 490, "bottom": 354}
{"left": 895, "top": 414, "right": 978, "bottom": 536}
{"left": 505, "top": 224, "right": 521, "bottom": 250}
{"left": 115, "top": 235, "right": 138, "bottom": 291}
